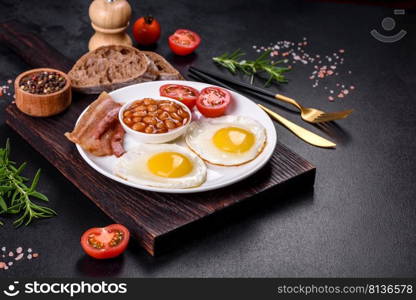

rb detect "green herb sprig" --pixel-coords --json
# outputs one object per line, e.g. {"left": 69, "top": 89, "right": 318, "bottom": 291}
{"left": 0, "top": 139, "right": 56, "bottom": 227}
{"left": 213, "top": 49, "right": 290, "bottom": 86}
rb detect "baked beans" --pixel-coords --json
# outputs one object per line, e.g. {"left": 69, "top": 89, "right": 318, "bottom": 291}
{"left": 123, "top": 98, "right": 190, "bottom": 134}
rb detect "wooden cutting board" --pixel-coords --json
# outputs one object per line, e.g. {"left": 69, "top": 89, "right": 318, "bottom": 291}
{"left": 1, "top": 21, "right": 316, "bottom": 255}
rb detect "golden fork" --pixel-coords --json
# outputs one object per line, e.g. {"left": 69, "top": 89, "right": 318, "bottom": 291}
{"left": 275, "top": 94, "right": 353, "bottom": 123}
{"left": 258, "top": 104, "right": 336, "bottom": 148}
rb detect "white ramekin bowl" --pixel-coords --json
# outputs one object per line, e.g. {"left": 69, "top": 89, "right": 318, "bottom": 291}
{"left": 119, "top": 97, "right": 192, "bottom": 144}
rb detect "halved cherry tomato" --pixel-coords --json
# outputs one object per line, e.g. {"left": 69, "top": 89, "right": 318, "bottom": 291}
{"left": 160, "top": 84, "right": 200, "bottom": 109}
{"left": 168, "top": 29, "right": 201, "bottom": 56}
{"left": 196, "top": 87, "right": 231, "bottom": 117}
{"left": 133, "top": 16, "right": 161, "bottom": 46}
{"left": 80, "top": 224, "right": 130, "bottom": 259}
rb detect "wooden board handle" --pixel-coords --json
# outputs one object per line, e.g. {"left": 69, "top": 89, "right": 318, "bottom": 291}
{"left": 0, "top": 20, "right": 73, "bottom": 72}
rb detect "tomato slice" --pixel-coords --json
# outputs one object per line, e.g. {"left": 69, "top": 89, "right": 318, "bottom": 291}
{"left": 160, "top": 84, "right": 199, "bottom": 109}
{"left": 196, "top": 87, "right": 231, "bottom": 118}
{"left": 168, "top": 29, "right": 201, "bottom": 56}
{"left": 80, "top": 224, "right": 130, "bottom": 259}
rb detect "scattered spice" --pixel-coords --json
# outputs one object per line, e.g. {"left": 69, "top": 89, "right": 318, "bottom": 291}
{"left": 253, "top": 37, "right": 356, "bottom": 102}
{"left": 0, "top": 79, "right": 13, "bottom": 98}
{"left": 19, "top": 71, "right": 66, "bottom": 95}
{"left": 0, "top": 246, "right": 39, "bottom": 271}
{"left": 15, "top": 253, "right": 24, "bottom": 261}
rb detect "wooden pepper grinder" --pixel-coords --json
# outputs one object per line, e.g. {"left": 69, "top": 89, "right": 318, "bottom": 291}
{"left": 88, "top": 0, "right": 132, "bottom": 51}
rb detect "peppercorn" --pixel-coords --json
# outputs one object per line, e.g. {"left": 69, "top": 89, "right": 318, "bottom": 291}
{"left": 19, "top": 71, "right": 66, "bottom": 95}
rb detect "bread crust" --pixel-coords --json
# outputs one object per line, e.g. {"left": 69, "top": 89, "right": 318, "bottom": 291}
{"left": 68, "top": 45, "right": 157, "bottom": 94}
{"left": 142, "top": 51, "right": 184, "bottom": 80}
{"left": 68, "top": 46, "right": 184, "bottom": 94}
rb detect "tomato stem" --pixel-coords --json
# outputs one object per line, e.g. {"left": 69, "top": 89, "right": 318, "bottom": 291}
{"left": 144, "top": 16, "right": 154, "bottom": 24}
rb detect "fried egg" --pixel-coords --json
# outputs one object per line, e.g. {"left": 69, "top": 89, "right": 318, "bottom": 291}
{"left": 185, "top": 115, "right": 267, "bottom": 166}
{"left": 114, "top": 144, "right": 207, "bottom": 189}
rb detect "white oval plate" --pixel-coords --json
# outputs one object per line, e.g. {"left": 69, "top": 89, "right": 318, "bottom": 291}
{"left": 76, "top": 80, "right": 277, "bottom": 193}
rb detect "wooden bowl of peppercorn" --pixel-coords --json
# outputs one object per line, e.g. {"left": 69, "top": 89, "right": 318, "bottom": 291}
{"left": 15, "top": 68, "right": 72, "bottom": 117}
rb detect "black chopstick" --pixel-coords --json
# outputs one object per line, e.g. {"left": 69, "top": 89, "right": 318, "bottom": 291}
{"left": 187, "top": 69, "right": 279, "bottom": 106}
{"left": 187, "top": 70, "right": 236, "bottom": 91}
{"left": 189, "top": 66, "right": 277, "bottom": 98}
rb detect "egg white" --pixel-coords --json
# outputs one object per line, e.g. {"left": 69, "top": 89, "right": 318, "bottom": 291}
{"left": 185, "top": 115, "right": 267, "bottom": 166}
{"left": 114, "top": 144, "right": 207, "bottom": 189}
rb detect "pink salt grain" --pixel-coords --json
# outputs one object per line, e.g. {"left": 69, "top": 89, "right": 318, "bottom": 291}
{"left": 0, "top": 262, "right": 5, "bottom": 269}
{"left": 15, "top": 253, "right": 24, "bottom": 261}
{"left": 253, "top": 39, "right": 354, "bottom": 102}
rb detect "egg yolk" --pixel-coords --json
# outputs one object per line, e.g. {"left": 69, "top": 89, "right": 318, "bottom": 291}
{"left": 212, "top": 127, "right": 255, "bottom": 153}
{"left": 147, "top": 152, "right": 193, "bottom": 178}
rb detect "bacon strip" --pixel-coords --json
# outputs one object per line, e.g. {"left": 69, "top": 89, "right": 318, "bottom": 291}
{"left": 65, "top": 92, "right": 125, "bottom": 157}
{"left": 111, "top": 123, "right": 126, "bottom": 157}
{"left": 92, "top": 107, "right": 120, "bottom": 139}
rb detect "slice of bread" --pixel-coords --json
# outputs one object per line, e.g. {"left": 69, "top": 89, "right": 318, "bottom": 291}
{"left": 143, "top": 51, "right": 184, "bottom": 81}
{"left": 68, "top": 45, "right": 157, "bottom": 94}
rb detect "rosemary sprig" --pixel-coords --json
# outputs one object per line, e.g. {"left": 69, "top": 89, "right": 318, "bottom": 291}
{"left": 213, "top": 49, "right": 290, "bottom": 86}
{"left": 0, "top": 139, "right": 56, "bottom": 227}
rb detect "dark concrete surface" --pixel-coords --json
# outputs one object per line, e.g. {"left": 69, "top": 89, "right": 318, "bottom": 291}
{"left": 0, "top": 0, "right": 415, "bottom": 277}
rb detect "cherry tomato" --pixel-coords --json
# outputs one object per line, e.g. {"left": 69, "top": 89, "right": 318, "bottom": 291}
{"left": 196, "top": 87, "right": 231, "bottom": 117}
{"left": 133, "top": 16, "right": 161, "bottom": 46}
{"left": 160, "top": 84, "right": 200, "bottom": 109}
{"left": 80, "top": 224, "right": 130, "bottom": 259}
{"left": 168, "top": 29, "right": 201, "bottom": 56}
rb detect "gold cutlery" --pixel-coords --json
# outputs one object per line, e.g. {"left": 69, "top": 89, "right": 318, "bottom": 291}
{"left": 274, "top": 94, "right": 353, "bottom": 123}
{"left": 258, "top": 104, "right": 336, "bottom": 148}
